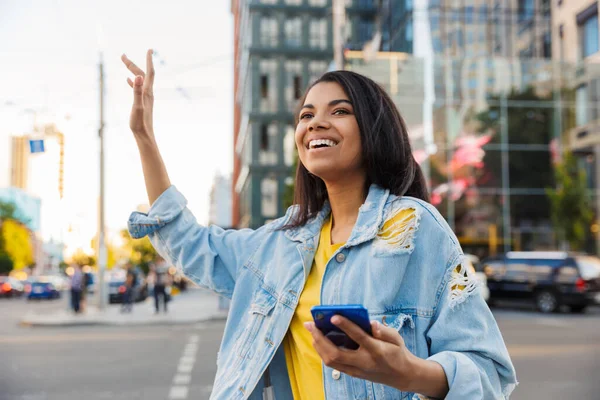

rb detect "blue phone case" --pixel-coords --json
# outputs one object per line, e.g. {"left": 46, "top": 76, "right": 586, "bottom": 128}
{"left": 311, "top": 305, "right": 371, "bottom": 350}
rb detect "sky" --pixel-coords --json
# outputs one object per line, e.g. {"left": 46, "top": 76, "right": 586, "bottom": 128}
{"left": 0, "top": 0, "right": 233, "bottom": 252}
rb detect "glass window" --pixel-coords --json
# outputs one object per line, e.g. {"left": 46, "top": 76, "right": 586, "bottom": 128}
{"left": 310, "top": 18, "right": 328, "bottom": 49}
{"left": 260, "top": 17, "right": 279, "bottom": 47}
{"left": 580, "top": 14, "right": 599, "bottom": 58}
{"left": 465, "top": 6, "right": 474, "bottom": 23}
{"left": 308, "top": 0, "right": 327, "bottom": 5}
{"left": 258, "top": 123, "right": 278, "bottom": 165}
{"left": 518, "top": 0, "right": 534, "bottom": 22}
{"left": 284, "top": 60, "right": 303, "bottom": 112}
{"left": 261, "top": 176, "right": 278, "bottom": 218}
{"left": 285, "top": 17, "right": 303, "bottom": 47}
{"left": 259, "top": 59, "right": 278, "bottom": 112}
{"left": 576, "top": 85, "right": 588, "bottom": 126}
{"left": 309, "top": 60, "right": 328, "bottom": 83}
{"left": 285, "top": 0, "right": 302, "bottom": 4}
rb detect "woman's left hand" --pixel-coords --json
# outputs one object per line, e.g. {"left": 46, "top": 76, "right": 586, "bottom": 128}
{"left": 304, "top": 316, "right": 416, "bottom": 391}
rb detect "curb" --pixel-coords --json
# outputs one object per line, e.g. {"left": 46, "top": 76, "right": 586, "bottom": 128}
{"left": 19, "top": 313, "right": 228, "bottom": 328}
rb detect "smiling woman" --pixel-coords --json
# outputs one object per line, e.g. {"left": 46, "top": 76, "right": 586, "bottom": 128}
{"left": 124, "top": 54, "right": 517, "bottom": 399}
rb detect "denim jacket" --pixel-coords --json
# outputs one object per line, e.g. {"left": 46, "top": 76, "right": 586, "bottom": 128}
{"left": 128, "top": 184, "right": 517, "bottom": 400}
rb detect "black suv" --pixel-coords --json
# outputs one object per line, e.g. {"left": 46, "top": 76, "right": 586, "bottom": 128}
{"left": 482, "top": 252, "right": 600, "bottom": 313}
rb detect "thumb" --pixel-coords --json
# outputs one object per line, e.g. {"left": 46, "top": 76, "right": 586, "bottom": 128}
{"left": 133, "top": 75, "right": 144, "bottom": 108}
{"left": 371, "top": 321, "right": 404, "bottom": 347}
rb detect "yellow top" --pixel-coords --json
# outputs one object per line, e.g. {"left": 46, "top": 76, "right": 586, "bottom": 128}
{"left": 282, "top": 207, "right": 417, "bottom": 399}
{"left": 284, "top": 215, "right": 343, "bottom": 400}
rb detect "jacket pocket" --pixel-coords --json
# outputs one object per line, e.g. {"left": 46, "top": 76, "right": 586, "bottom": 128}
{"left": 235, "top": 287, "right": 278, "bottom": 359}
{"left": 371, "top": 312, "right": 416, "bottom": 400}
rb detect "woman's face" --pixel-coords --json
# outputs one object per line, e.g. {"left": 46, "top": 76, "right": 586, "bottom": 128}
{"left": 295, "top": 82, "right": 364, "bottom": 183}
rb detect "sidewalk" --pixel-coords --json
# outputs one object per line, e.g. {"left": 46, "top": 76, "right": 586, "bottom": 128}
{"left": 19, "top": 288, "right": 229, "bottom": 327}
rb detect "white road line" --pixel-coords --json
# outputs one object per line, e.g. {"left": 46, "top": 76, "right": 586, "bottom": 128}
{"left": 173, "top": 374, "right": 192, "bottom": 385}
{"left": 168, "top": 385, "right": 189, "bottom": 399}
{"left": 179, "top": 355, "right": 196, "bottom": 365}
{"left": 169, "top": 334, "right": 201, "bottom": 399}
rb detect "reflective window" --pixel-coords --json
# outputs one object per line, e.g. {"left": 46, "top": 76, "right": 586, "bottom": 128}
{"left": 261, "top": 176, "right": 279, "bottom": 218}
{"left": 580, "top": 14, "right": 599, "bottom": 58}
{"left": 285, "top": 17, "right": 303, "bottom": 47}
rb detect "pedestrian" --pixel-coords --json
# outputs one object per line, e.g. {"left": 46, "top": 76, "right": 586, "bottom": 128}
{"left": 121, "top": 264, "right": 137, "bottom": 313}
{"left": 123, "top": 51, "right": 517, "bottom": 399}
{"left": 151, "top": 257, "right": 169, "bottom": 314}
{"left": 70, "top": 264, "right": 83, "bottom": 314}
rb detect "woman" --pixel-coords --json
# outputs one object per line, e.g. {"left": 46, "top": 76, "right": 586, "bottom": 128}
{"left": 123, "top": 50, "right": 517, "bottom": 399}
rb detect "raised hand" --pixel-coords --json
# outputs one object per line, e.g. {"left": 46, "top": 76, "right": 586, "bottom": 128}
{"left": 122, "top": 49, "right": 155, "bottom": 138}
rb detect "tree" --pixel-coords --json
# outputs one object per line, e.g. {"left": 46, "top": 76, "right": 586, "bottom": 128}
{"left": 0, "top": 254, "right": 13, "bottom": 275}
{"left": 546, "top": 152, "right": 593, "bottom": 251}
{"left": 0, "top": 201, "right": 30, "bottom": 226}
{"left": 0, "top": 219, "right": 34, "bottom": 271}
{"left": 120, "top": 229, "right": 158, "bottom": 274}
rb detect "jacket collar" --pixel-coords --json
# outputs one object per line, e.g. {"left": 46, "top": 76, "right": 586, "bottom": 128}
{"left": 283, "top": 184, "right": 390, "bottom": 246}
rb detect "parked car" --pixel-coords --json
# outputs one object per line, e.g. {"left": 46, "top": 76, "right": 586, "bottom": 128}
{"left": 0, "top": 276, "right": 25, "bottom": 298}
{"left": 463, "top": 254, "right": 490, "bottom": 303}
{"left": 108, "top": 268, "right": 148, "bottom": 304}
{"left": 482, "top": 251, "right": 600, "bottom": 313}
{"left": 26, "top": 277, "right": 61, "bottom": 300}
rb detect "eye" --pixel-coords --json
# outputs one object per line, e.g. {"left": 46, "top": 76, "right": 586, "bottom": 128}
{"left": 333, "top": 108, "right": 350, "bottom": 115}
{"left": 300, "top": 113, "right": 313, "bottom": 120}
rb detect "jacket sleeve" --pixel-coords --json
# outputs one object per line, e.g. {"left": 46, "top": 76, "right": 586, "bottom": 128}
{"left": 424, "top": 252, "right": 518, "bottom": 399}
{"left": 127, "top": 186, "right": 266, "bottom": 298}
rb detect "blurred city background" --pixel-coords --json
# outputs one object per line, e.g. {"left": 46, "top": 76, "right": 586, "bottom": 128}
{"left": 1, "top": 0, "right": 600, "bottom": 399}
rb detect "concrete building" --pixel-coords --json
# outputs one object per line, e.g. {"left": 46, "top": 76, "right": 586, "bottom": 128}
{"left": 209, "top": 173, "right": 233, "bottom": 228}
{"left": 231, "top": 0, "right": 379, "bottom": 229}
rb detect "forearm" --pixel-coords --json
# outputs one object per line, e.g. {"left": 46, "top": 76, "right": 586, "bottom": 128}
{"left": 403, "top": 353, "right": 449, "bottom": 399}
{"left": 135, "top": 133, "right": 171, "bottom": 205}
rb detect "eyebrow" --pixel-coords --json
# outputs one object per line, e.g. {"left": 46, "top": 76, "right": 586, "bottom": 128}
{"left": 301, "top": 99, "right": 353, "bottom": 110}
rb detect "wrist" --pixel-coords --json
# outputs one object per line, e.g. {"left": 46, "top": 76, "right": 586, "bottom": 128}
{"left": 135, "top": 132, "right": 157, "bottom": 147}
{"left": 401, "top": 354, "right": 449, "bottom": 398}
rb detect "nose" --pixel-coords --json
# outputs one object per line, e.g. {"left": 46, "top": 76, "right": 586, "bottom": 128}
{"left": 308, "top": 114, "right": 330, "bottom": 131}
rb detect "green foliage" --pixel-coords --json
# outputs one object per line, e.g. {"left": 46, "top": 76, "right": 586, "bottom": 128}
{"left": 0, "top": 201, "right": 30, "bottom": 226}
{"left": 0, "top": 253, "right": 13, "bottom": 275}
{"left": 546, "top": 152, "right": 594, "bottom": 251}
{"left": 120, "top": 229, "right": 158, "bottom": 274}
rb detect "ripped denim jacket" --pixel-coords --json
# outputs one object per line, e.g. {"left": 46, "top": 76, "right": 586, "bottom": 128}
{"left": 128, "top": 184, "right": 518, "bottom": 400}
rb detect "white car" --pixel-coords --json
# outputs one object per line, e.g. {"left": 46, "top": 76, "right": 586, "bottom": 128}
{"left": 464, "top": 254, "right": 490, "bottom": 303}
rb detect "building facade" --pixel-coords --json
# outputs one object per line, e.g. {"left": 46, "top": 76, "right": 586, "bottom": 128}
{"left": 231, "top": 0, "right": 378, "bottom": 228}
{"left": 346, "top": 0, "right": 579, "bottom": 257}
{"left": 553, "top": 0, "right": 600, "bottom": 253}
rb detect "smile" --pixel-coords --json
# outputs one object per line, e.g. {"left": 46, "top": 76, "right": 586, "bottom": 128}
{"left": 308, "top": 139, "right": 338, "bottom": 149}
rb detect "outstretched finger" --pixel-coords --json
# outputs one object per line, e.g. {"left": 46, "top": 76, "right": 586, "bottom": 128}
{"left": 121, "top": 54, "right": 146, "bottom": 77}
{"left": 133, "top": 75, "right": 144, "bottom": 108}
{"left": 145, "top": 49, "right": 155, "bottom": 91}
{"left": 127, "top": 77, "right": 134, "bottom": 88}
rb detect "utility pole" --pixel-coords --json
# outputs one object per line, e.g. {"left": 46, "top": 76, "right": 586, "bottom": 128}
{"left": 97, "top": 51, "right": 107, "bottom": 311}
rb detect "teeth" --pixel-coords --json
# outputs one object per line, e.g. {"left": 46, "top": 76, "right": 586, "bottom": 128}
{"left": 309, "top": 139, "right": 338, "bottom": 149}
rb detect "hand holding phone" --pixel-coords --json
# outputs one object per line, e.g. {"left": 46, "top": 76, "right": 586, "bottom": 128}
{"left": 311, "top": 304, "right": 371, "bottom": 350}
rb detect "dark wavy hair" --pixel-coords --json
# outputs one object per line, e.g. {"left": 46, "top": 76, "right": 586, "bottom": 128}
{"left": 284, "top": 70, "right": 429, "bottom": 229}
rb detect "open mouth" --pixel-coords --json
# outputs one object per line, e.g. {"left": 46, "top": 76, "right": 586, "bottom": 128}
{"left": 308, "top": 139, "right": 338, "bottom": 150}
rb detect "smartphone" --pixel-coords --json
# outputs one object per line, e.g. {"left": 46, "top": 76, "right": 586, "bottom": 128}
{"left": 310, "top": 305, "right": 372, "bottom": 350}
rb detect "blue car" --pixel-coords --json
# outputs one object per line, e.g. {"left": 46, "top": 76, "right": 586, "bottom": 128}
{"left": 27, "top": 279, "right": 61, "bottom": 300}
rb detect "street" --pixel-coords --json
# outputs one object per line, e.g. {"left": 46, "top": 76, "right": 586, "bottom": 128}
{"left": 1, "top": 297, "right": 599, "bottom": 399}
